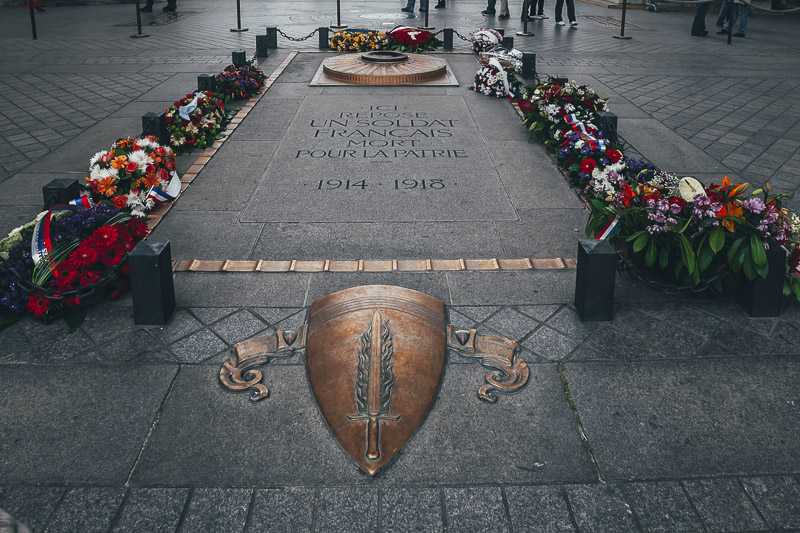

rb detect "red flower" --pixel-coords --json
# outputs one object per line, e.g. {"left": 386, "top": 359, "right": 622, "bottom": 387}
{"left": 91, "top": 225, "right": 119, "bottom": 247}
{"left": 606, "top": 149, "right": 622, "bottom": 163}
{"left": 64, "top": 297, "right": 81, "bottom": 307}
{"left": 108, "top": 280, "right": 129, "bottom": 300}
{"left": 80, "top": 271, "right": 102, "bottom": 286}
{"left": 121, "top": 262, "right": 131, "bottom": 275}
{"left": 125, "top": 161, "right": 139, "bottom": 174}
{"left": 100, "top": 245, "right": 124, "bottom": 267}
{"left": 790, "top": 247, "right": 800, "bottom": 276}
{"left": 112, "top": 196, "right": 127, "bottom": 209}
{"left": 70, "top": 243, "right": 99, "bottom": 267}
{"left": 27, "top": 296, "right": 50, "bottom": 318}
{"left": 668, "top": 197, "right": 687, "bottom": 210}
{"left": 580, "top": 158, "right": 597, "bottom": 174}
{"left": 158, "top": 168, "right": 169, "bottom": 182}
{"left": 126, "top": 218, "right": 149, "bottom": 239}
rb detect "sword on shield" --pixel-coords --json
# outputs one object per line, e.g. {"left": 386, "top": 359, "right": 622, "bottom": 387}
{"left": 347, "top": 311, "right": 402, "bottom": 461}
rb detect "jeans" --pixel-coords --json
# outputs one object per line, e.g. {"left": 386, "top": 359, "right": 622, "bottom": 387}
{"left": 716, "top": 0, "right": 729, "bottom": 26}
{"left": 554, "top": 0, "right": 575, "bottom": 22}
{"left": 406, "top": 0, "right": 427, "bottom": 9}
{"left": 691, "top": 1, "right": 711, "bottom": 34}
{"left": 722, "top": 3, "right": 747, "bottom": 33}
{"left": 484, "top": 0, "right": 496, "bottom": 12}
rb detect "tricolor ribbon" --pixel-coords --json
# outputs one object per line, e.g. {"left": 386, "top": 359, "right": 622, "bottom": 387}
{"left": 564, "top": 113, "right": 608, "bottom": 153}
{"left": 595, "top": 215, "right": 620, "bottom": 240}
{"left": 68, "top": 195, "right": 93, "bottom": 208}
{"left": 31, "top": 205, "right": 83, "bottom": 266}
{"left": 146, "top": 172, "right": 181, "bottom": 204}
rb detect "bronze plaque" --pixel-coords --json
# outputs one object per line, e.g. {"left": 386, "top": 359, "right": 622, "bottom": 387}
{"left": 305, "top": 285, "right": 446, "bottom": 476}
{"left": 220, "top": 284, "right": 530, "bottom": 477}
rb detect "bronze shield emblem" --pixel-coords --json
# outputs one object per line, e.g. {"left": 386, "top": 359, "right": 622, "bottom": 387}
{"left": 220, "top": 284, "right": 529, "bottom": 478}
{"left": 305, "top": 285, "right": 446, "bottom": 476}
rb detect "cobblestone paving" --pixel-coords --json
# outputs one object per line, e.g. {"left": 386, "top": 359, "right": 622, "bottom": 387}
{"left": 2, "top": 476, "right": 800, "bottom": 532}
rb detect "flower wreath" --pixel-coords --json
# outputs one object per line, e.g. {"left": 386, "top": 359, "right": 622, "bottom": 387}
{"left": 386, "top": 26, "right": 441, "bottom": 52}
{"left": 214, "top": 62, "right": 267, "bottom": 103}
{"left": 330, "top": 28, "right": 390, "bottom": 52}
{"left": 164, "top": 91, "right": 227, "bottom": 153}
{"left": 469, "top": 28, "right": 502, "bottom": 52}
{"left": 472, "top": 58, "right": 522, "bottom": 98}
{"left": 85, "top": 136, "right": 179, "bottom": 217}
{"left": 478, "top": 46, "right": 523, "bottom": 73}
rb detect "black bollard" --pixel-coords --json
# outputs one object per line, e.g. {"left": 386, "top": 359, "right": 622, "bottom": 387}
{"left": 331, "top": 0, "right": 347, "bottom": 29}
{"left": 129, "top": 241, "right": 176, "bottom": 325}
{"left": 735, "top": 245, "right": 786, "bottom": 317}
{"left": 256, "top": 34, "right": 271, "bottom": 57}
{"left": 230, "top": 0, "right": 249, "bottom": 32}
{"left": 551, "top": 76, "right": 568, "bottom": 84}
{"left": 130, "top": 0, "right": 150, "bottom": 39}
{"left": 28, "top": 0, "right": 37, "bottom": 40}
{"left": 266, "top": 26, "right": 279, "bottom": 48}
{"left": 42, "top": 179, "right": 80, "bottom": 209}
{"left": 232, "top": 50, "right": 247, "bottom": 66}
{"left": 495, "top": 28, "right": 505, "bottom": 36}
{"left": 142, "top": 112, "right": 169, "bottom": 146}
{"left": 613, "top": 0, "right": 632, "bottom": 39}
{"left": 443, "top": 28, "right": 454, "bottom": 50}
{"left": 502, "top": 36, "right": 514, "bottom": 49}
{"left": 575, "top": 239, "right": 616, "bottom": 322}
{"left": 319, "top": 27, "right": 330, "bottom": 49}
{"left": 521, "top": 52, "right": 536, "bottom": 79}
{"left": 197, "top": 74, "right": 216, "bottom": 92}
{"left": 517, "top": 0, "right": 534, "bottom": 36}
{"left": 595, "top": 111, "right": 619, "bottom": 146}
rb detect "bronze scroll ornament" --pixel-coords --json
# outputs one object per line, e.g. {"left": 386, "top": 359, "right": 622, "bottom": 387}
{"left": 219, "top": 285, "right": 530, "bottom": 477}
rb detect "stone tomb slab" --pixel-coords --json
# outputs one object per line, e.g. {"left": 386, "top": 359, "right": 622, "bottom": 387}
{"left": 240, "top": 95, "right": 518, "bottom": 223}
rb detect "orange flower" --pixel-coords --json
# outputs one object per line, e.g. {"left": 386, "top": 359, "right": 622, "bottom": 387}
{"left": 96, "top": 176, "right": 117, "bottom": 197}
{"left": 116, "top": 137, "right": 133, "bottom": 148}
{"left": 142, "top": 172, "right": 160, "bottom": 188}
{"left": 109, "top": 155, "right": 128, "bottom": 169}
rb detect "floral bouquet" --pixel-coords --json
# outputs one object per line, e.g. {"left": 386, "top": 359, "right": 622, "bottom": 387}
{"left": 165, "top": 91, "right": 227, "bottom": 153}
{"left": 468, "top": 28, "right": 501, "bottom": 53}
{"left": 0, "top": 204, "right": 149, "bottom": 326}
{"left": 386, "top": 26, "right": 441, "bottom": 52}
{"left": 214, "top": 62, "right": 267, "bottom": 103}
{"left": 330, "top": 28, "right": 389, "bottom": 52}
{"left": 521, "top": 79, "right": 608, "bottom": 146}
{"left": 472, "top": 58, "right": 521, "bottom": 98}
{"left": 478, "top": 46, "right": 523, "bottom": 73}
{"left": 85, "top": 136, "right": 179, "bottom": 217}
{"left": 788, "top": 214, "right": 800, "bottom": 298}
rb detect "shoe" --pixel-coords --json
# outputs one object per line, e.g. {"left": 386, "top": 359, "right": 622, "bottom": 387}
{"left": 734, "top": 32, "right": 745, "bottom": 37}
{"left": 717, "top": 28, "right": 728, "bottom": 34}
{"left": 419, "top": 7, "right": 426, "bottom": 11}
{"left": 434, "top": 1, "right": 445, "bottom": 7}
{"left": 691, "top": 31, "right": 707, "bottom": 36}
{"left": 162, "top": 4, "right": 176, "bottom": 11}
{"left": 556, "top": 20, "right": 565, "bottom": 25}
{"left": 401, "top": 6, "right": 413, "bottom": 12}
{"left": 539, "top": 13, "right": 549, "bottom": 18}
{"left": 570, "top": 20, "right": 577, "bottom": 25}
{"left": 481, "top": 9, "right": 496, "bottom": 14}
{"left": 140, "top": 5, "right": 152, "bottom": 12}
{"left": 531, "top": 14, "right": 543, "bottom": 18}
{"left": 498, "top": 12, "right": 510, "bottom": 18}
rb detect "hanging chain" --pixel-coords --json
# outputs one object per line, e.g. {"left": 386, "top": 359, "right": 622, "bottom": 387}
{"left": 452, "top": 29, "right": 471, "bottom": 42}
{"left": 276, "top": 28, "right": 319, "bottom": 42}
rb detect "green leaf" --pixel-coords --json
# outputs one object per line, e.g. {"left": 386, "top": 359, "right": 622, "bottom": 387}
{"left": 792, "top": 279, "right": 800, "bottom": 302}
{"left": 742, "top": 253, "right": 756, "bottom": 281}
{"left": 754, "top": 260, "right": 769, "bottom": 280}
{"left": 625, "top": 230, "right": 645, "bottom": 243}
{"left": 698, "top": 242, "right": 714, "bottom": 272}
{"left": 726, "top": 236, "right": 746, "bottom": 269}
{"left": 709, "top": 226, "right": 725, "bottom": 253}
{"left": 678, "top": 233, "right": 696, "bottom": 275}
{"left": 750, "top": 234, "right": 767, "bottom": 267}
{"left": 659, "top": 246, "right": 669, "bottom": 269}
{"left": 633, "top": 232, "right": 649, "bottom": 253}
{"left": 645, "top": 240, "right": 657, "bottom": 267}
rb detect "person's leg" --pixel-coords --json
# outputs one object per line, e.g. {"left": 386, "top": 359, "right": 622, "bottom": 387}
{"left": 419, "top": 0, "right": 428, "bottom": 11}
{"left": 715, "top": 0, "right": 728, "bottom": 26}
{"left": 537, "top": 0, "right": 548, "bottom": 16}
{"left": 163, "top": 0, "right": 176, "bottom": 11}
{"left": 736, "top": 3, "right": 747, "bottom": 34}
{"left": 140, "top": 0, "right": 153, "bottom": 12}
{"left": 499, "top": 0, "right": 509, "bottom": 16}
{"left": 554, "top": 0, "right": 564, "bottom": 22}
{"left": 691, "top": 2, "right": 710, "bottom": 35}
{"left": 482, "top": 0, "right": 496, "bottom": 14}
{"left": 566, "top": 0, "right": 575, "bottom": 22}
{"left": 402, "top": 0, "right": 415, "bottom": 12}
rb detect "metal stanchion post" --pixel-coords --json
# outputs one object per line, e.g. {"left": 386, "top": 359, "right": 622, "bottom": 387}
{"left": 517, "top": 0, "right": 534, "bottom": 36}
{"left": 29, "top": 0, "right": 37, "bottom": 40}
{"left": 726, "top": 0, "right": 734, "bottom": 44}
{"left": 613, "top": 0, "right": 632, "bottom": 39}
{"left": 231, "top": 0, "right": 248, "bottom": 32}
{"left": 331, "top": 0, "right": 348, "bottom": 29}
{"left": 420, "top": 0, "right": 434, "bottom": 29}
{"left": 130, "top": 0, "right": 150, "bottom": 38}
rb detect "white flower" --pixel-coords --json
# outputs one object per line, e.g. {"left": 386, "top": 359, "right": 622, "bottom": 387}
{"left": 89, "top": 150, "right": 106, "bottom": 166}
{"left": 137, "top": 137, "right": 158, "bottom": 149}
{"left": 128, "top": 149, "right": 150, "bottom": 168}
{"left": 89, "top": 166, "right": 119, "bottom": 182}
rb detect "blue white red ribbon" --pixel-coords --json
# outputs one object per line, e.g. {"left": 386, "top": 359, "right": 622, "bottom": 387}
{"left": 596, "top": 215, "right": 620, "bottom": 240}
{"left": 31, "top": 205, "right": 83, "bottom": 266}
{"left": 146, "top": 173, "right": 181, "bottom": 204}
{"left": 564, "top": 113, "right": 608, "bottom": 153}
{"left": 68, "top": 195, "right": 93, "bottom": 208}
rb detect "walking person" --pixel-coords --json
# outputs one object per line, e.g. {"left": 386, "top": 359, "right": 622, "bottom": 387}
{"left": 141, "top": 0, "right": 177, "bottom": 13}
{"left": 718, "top": 0, "right": 747, "bottom": 36}
{"left": 716, "top": 0, "right": 730, "bottom": 27}
{"left": 402, "top": 0, "right": 428, "bottom": 13}
{"left": 554, "top": 0, "right": 576, "bottom": 26}
{"left": 532, "top": 0, "right": 549, "bottom": 19}
{"left": 691, "top": 1, "right": 711, "bottom": 36}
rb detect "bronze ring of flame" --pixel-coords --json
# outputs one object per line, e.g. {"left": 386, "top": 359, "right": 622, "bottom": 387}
{"left": 321, "top": 54, "right": 448, "bottom": 85}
